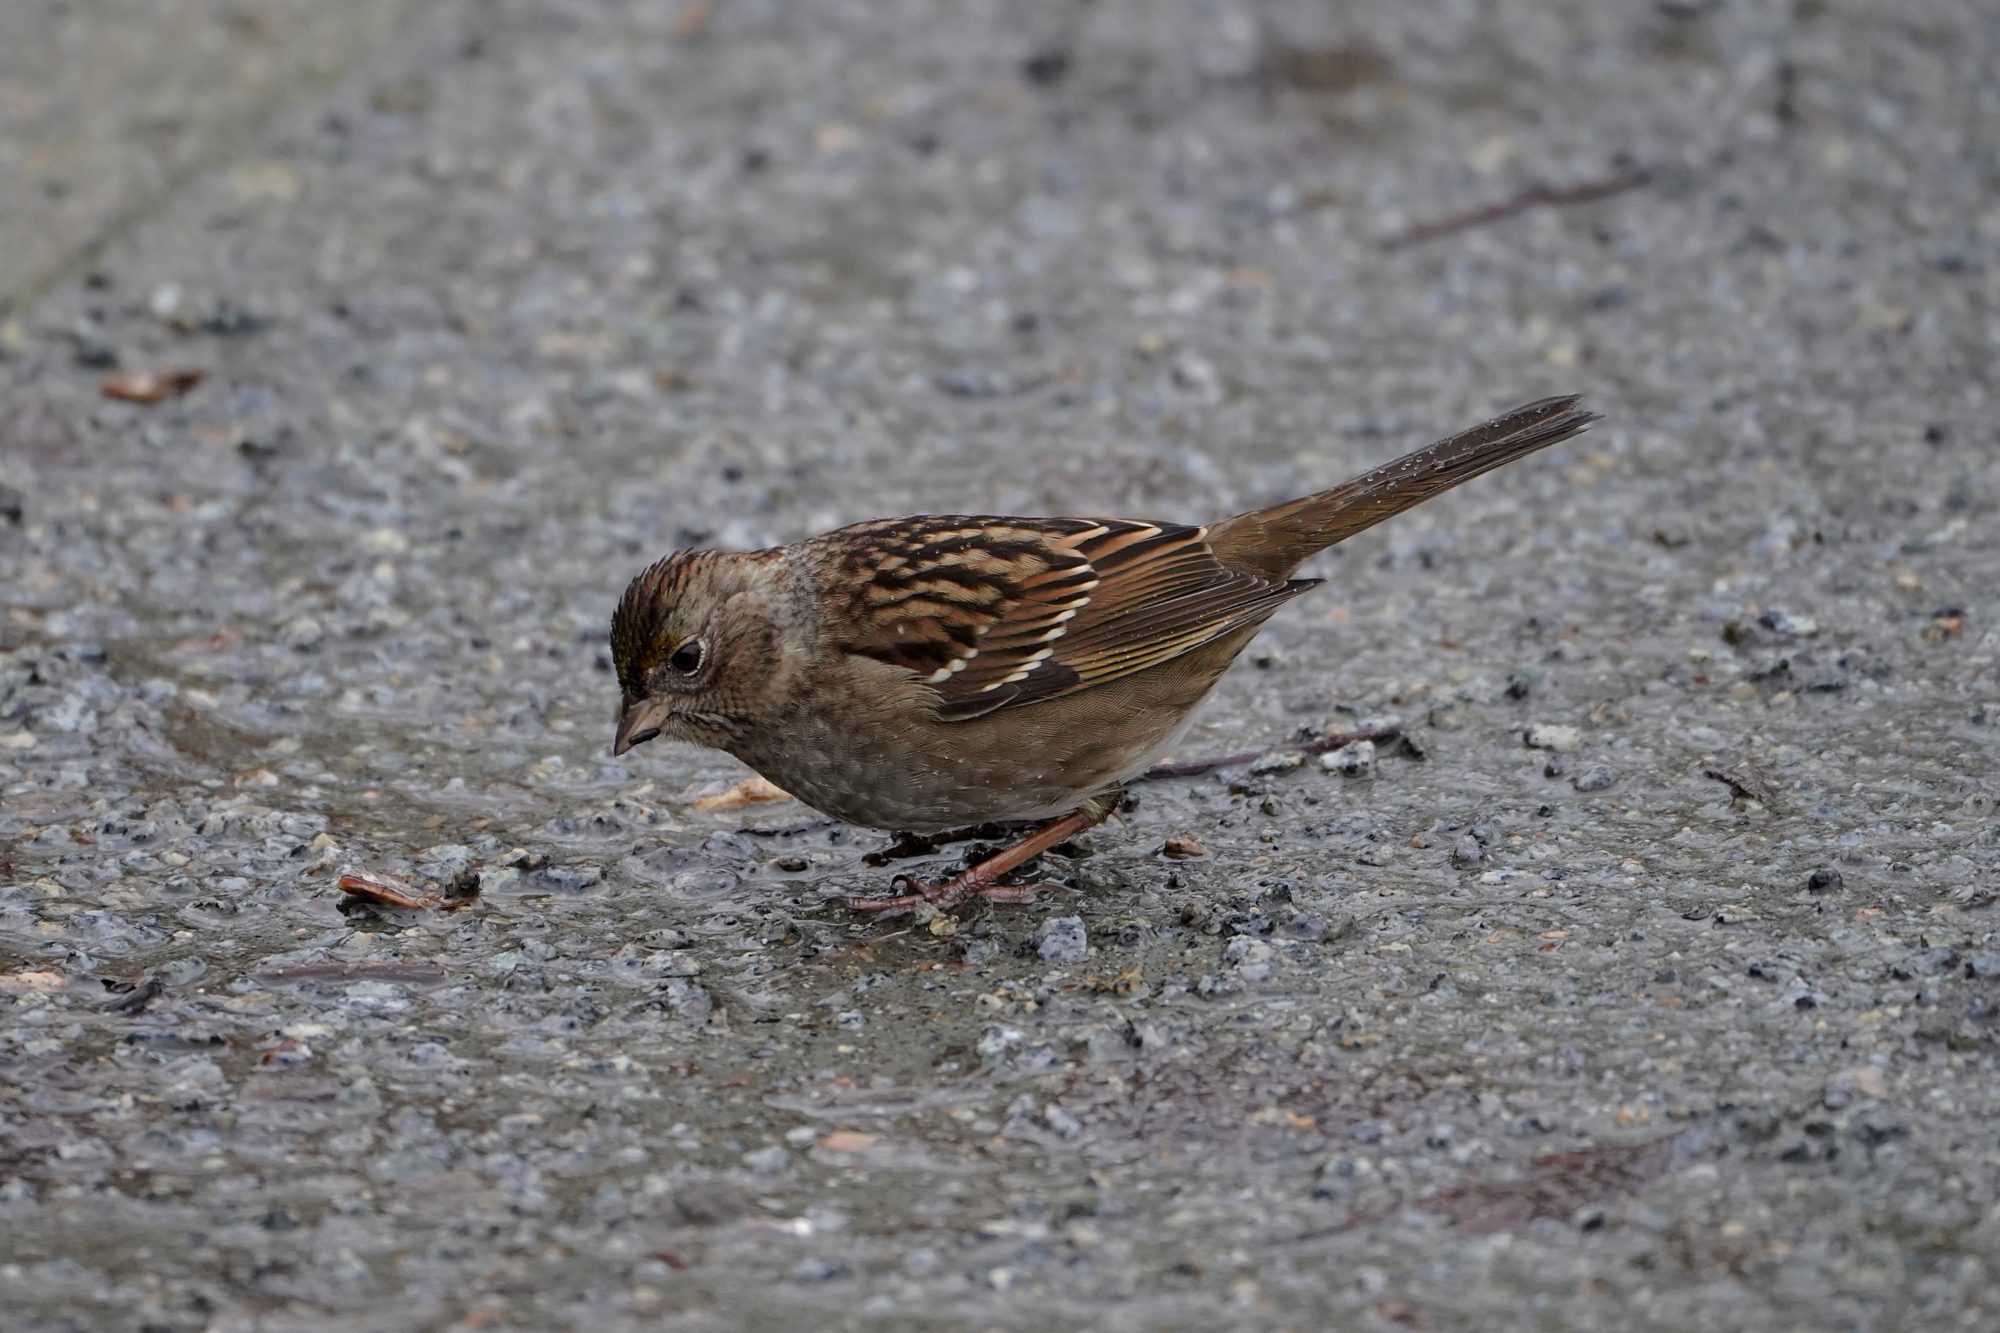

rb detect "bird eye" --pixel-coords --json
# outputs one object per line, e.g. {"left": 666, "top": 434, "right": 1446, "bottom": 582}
{"left": 668, "top": 639, "right": 705, "bottom": 675}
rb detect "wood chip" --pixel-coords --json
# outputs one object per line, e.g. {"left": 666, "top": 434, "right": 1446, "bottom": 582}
{"left": 100, "top": 368, "right": 204, "bottom": 402}
{"left": 672, "top": 0, "right": 714, "bottom": 40}
{"left": 0, "top": 971, "right": 67, "bottom": 991}
{"left": 816, "top": 1130, "right": 878, "bottom": 1153}
{"left": 693, "top": 775, "right": 794, "bottom": 812}
{"left": 336, "top": 869, "right": 474, "bottom": 911}
{"left": 1922, "top": 612, "right": 1963, "bottom": 642}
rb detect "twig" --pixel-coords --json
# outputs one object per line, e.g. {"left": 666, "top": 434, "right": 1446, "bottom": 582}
{"left": 336, "top": 870, "right": 477, "bottom": 911}
{"left": 1381, "top": 167, "right": 1652, "bottom": 250}
{"left": 1137, "top": 724, "right": 1403, "bottom": 782}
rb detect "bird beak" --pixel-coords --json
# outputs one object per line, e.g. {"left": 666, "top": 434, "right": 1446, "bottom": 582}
{"left": 612, "top": 697, "right": 670, "bottom": 757}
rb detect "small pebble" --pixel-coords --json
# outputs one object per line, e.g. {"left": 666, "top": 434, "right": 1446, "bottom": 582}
{"left": 742, "top": 1146, "right": 792, "bottom": 1175}
{"left": 1161, "top": 835, "right": 1206, "bottom": 859}
{"left": 1222, "top": 937, "right": 1276, "bottom": 982}
{"left": 1428, "top": 704, "right": 1467, "bottom": 732}
{"left": 791, "top": 1256, "right": 850, "bottom": 1284}
{"left": 1034, "top": 915, "right": 1090, "bottom": 964}
{"left": 281, "top": 615, "right": 325, "bottom": 651}
{"left": 1573, "top": 763, "right": 1614, "bottom": 792}
{"left": 1807, "top": 867, "right": 1843, "bottom": 893}
{"left": 1319, "top": 739, "right": 1376, "bottom": 776}
{"left": 1759, "top": 610, "right": 1819, "bottom": 637}
{"left": 1282, "top": 912, "right": 1327, "bottom": 941}
{"left": 1524, "top": 724, "right": 1582, "bottom": 753}
{"left": 1823, "top": 1067, "right": 1885, "bottom": 1108}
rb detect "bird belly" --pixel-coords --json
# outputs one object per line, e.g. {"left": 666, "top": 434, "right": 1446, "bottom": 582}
{"left": 729, "top": 652, "right": 1233, "bottom": 832}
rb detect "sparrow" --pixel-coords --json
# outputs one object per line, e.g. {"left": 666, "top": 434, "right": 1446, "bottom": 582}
{"left": 611, "top": 394, "right": 1598, "bottom": 912}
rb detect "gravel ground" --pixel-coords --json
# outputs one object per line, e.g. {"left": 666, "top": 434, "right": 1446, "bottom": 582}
{"left": 3, "top": 1, "right": 1997, "bottom": 1329}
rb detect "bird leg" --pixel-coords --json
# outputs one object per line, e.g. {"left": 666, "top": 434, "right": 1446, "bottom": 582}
{"left": 1136, "top": 723, "right": 1403, "bottom": 782}
{"left": 845, "top": 797, "right": 1117, "bottom": 915}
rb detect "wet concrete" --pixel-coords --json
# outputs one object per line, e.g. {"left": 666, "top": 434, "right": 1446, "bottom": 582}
{"left": 2, "top": 0, "right": 1997, "bottom": 1328}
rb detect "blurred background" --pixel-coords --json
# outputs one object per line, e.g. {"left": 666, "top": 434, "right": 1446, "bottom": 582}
{"left": 2, "top": 1, "right": 1995, "bottom": 1329}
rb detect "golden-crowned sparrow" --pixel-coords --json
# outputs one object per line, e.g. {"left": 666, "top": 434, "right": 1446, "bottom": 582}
{"left": 612, "top": 394, "right": 1598, "bottom": 912}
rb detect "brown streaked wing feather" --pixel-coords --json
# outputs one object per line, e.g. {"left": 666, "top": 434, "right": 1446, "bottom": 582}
{"left": 1034, "top": 520, "right": 1314, "bottom": 690}
{"left": 822, "top": 516, "right": 1100, "bottom": 684}
{"left": 818, "top": 515, "right": 1316, "bottom": 723}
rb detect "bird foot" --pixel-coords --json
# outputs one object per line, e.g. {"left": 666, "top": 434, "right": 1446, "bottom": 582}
{"left": 841, "top": 803, "right": 1106, "bottom": 917}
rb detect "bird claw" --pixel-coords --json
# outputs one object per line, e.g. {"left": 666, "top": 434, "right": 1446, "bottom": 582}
{"left": 842, "top": 888, "right": 927, "bottom": 916}
{"left": 840, "top": 872, "right": 941, "bottom": 916}
{"left": 840, "top": 805, "right": 1106, "bottom": 917}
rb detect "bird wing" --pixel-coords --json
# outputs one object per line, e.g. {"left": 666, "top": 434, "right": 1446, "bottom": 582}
{"left": 817, "top": 515, "right": 1317, "bottom": 722}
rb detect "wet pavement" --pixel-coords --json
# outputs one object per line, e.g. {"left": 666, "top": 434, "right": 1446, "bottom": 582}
{"left": 2, "top": 1, "right": 1997, "bottom": 1328}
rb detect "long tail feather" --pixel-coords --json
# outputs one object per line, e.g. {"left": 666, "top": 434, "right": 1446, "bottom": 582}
{"left": 1207, "top": 395, "right": 1600, "bottom": 579}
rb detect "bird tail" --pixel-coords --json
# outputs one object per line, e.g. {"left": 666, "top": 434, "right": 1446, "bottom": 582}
{"left": 1207, "top": 395, "right": 1600, "bottom": 579}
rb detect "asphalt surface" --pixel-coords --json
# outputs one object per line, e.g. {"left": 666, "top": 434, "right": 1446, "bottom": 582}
{"left": 2, "top": 1, "right": 1997, "bottom": 1329}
